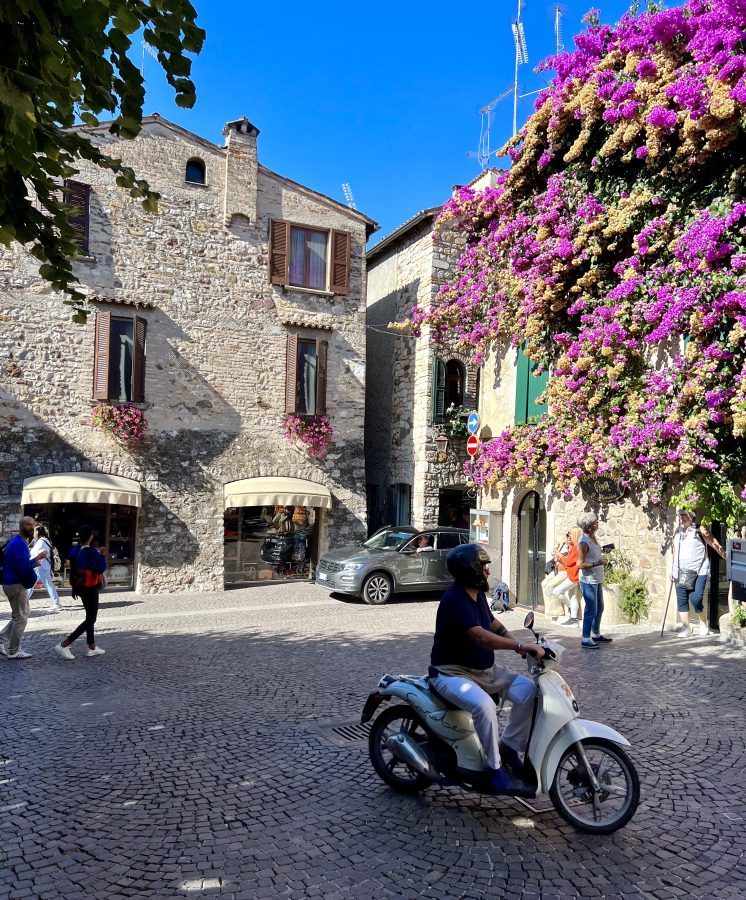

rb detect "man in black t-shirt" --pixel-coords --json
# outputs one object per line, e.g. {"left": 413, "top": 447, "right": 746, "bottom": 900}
{"left": 430, "top": 544, "right": 544, "bottom": 796}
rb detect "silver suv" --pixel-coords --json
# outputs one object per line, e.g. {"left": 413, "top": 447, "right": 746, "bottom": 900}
{"left": 315, "top": 525, "right": 469, "bottom": 604}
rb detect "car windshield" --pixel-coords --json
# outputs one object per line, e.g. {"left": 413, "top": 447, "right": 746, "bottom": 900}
{"left": 362, "top": 527, "right": 417, "bottom": 550}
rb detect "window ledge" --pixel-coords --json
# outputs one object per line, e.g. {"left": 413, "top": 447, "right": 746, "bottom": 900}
{"left": 89, "top": 400, "right": 152, "bottom": 410}
{"left": 282, "top": 285, "right": 335, "bottom": 298}
{"left": 184, "top": 180, "right": 209, "bottom": 188}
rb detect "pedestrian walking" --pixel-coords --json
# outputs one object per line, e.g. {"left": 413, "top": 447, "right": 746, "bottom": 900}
{"left": 28, "top": 524, "right": 61, "bottom": 612}
{"left": 1, "top": 516, "right": 48, "bottom": 659}
{"left": 552, "top": 526, "right": 583, "bottom": 626}
{"left": 53, "top": 526, "right": 107, "bottom": 660}
{"left": 577, "top": 512, "right": 613, "bottom": 650}
{"left": 671, "top": 511, "right": 725, "bottom": 638}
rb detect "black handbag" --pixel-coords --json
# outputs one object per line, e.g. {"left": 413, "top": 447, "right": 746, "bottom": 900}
{"left": 676, "top": 568, "right": 698, "bottom": 591}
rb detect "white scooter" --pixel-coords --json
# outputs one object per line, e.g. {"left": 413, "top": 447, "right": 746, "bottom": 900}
{"left": 361, "top": 612, "right": 640, "bottom": 833}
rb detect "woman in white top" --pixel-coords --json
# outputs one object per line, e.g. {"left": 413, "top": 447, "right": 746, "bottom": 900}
{"left": 671, "top": 511, "right": 724, "bottom": 638}
{"left": 28, "top": 524, "right": 61, "bottom": 612}
{"left": 576, "top": 512, "right": 612, "bottom": 649}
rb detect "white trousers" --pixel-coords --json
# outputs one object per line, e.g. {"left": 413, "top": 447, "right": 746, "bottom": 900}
{"left": 28, "top": 567, "right": 60, "bottom": 604}
{"left": 552, "top": 577, "right": 579, "bottom": 618}
{"left": 432, "top": 664, "right": 536, "bottom": 770}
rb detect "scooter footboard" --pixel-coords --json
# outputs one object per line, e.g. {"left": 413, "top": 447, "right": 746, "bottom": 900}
{"left": 539, "top": 719, "right": 631, "bottom": 794}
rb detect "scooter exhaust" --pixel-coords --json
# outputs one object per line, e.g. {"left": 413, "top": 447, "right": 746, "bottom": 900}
{"left": 385, "top": 733, "right": 434, "bottom": 776}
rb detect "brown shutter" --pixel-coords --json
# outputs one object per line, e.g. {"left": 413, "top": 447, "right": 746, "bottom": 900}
{"left": 270, "top": 220, "right": 290, "bottom": 285}
{"left": 285, "top": 333, "right": 298, "bottom": 414}
{"left": 132, "top": 316, "right": 147, "bottom": 403}
{"left": 93, "top": 310, "right": 111, "bottom": 400}
{"left": 330, "top": 230, "right": 351, "bottom": 294}
{"left": 64, "top": 180, "right": 91, "bottom": 252}
{"left": 315, "top": 340, "right": 328, "bottom": 415}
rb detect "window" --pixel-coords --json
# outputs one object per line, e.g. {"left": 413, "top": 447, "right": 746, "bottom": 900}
{"left": 185, "top": 158, "right": 206, "bottom": 184}
{"left": 446, "top": 360, "right": 465, "bottom": 409}
{"left": 514, "top": 344, "right": 548, "bottom": 425}
{"left": 285, "top": 334, "right": 327, "bottom": 415}
{"left": 270, "top": 220, "right": 351, "bottom": 294}
{"left": 437, "top": 531, "right": 461, "bottom": 550}
{"left": 93, "top": 311, "right": 147, "bottom": 403}
{"left": 64, "top": 179, "right": 91, "bottom": 252}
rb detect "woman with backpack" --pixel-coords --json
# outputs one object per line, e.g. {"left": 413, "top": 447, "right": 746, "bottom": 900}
{"left": 53, "top": 525, "right": 107, "bottom": 660}
{"left": 28, "top": 524, "right": 62, "bottom": 612}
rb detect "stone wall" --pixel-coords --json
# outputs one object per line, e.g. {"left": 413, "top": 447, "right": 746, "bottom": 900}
{"left": 0, "top": 115, "right": 371, "bottom": 591}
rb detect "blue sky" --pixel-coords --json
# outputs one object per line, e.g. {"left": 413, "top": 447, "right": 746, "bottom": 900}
{"left": 141, "top": 0, "right": 633, "bottom": 243}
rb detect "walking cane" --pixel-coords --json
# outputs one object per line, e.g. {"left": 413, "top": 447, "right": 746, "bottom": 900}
{"left": 659, "top": 578, "right": 674, "bottom": 637}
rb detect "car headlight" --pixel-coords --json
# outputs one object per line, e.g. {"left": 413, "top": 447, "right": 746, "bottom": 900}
{"left": 341, "top": 562, "right": 365, "bottom": 572}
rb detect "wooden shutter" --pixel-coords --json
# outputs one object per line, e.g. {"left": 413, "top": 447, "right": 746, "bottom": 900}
{"left": 132, "top": 316, "right": 147, "bottom": 403}
{"left": 93, "top": 310, "right": 111, "bottom": 400}
{"left": 527, "top": 360, "right": 548, "bottom": 423}
{"left": 270, "top": 220, "right": 290, "bottom": 285}
{"left": 285, "top": 333, "right": 298, "bottom": 413}
{"left": 431, "top": 359, "right": 446, "bottom": 423}
{"left": 514, "top": 344, "right": 530, "bottom": 424}
{"left": 330, "top": 230, "right": 351, "bottom": 294}
{"left": 315, "top": 340, "right": 328, "bottom": 415}
{"left": 64, "top": 179, "right": 91, "bottom": 252}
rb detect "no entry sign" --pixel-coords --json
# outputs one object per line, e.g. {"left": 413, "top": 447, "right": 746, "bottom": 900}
{"left": 466, "top": 435, "right": 479, "bottom": 457}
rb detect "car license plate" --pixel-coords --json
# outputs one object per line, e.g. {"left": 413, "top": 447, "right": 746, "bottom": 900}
{"left": 318, "top": 573, "right": 328, "bottom": 581}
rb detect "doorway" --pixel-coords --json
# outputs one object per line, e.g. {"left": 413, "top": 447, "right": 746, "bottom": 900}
{"left": 516, "top": 490, "right": 546, "bottom": 609}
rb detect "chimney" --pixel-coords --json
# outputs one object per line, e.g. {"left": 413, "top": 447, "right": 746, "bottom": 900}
{"left": 222, "top": 116, "right": 260, "bottom": 226}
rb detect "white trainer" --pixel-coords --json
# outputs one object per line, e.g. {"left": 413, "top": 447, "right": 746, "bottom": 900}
{"left": 7, "top": 649, "right": 32, "bottom": 659}
{"left": 677, "top": 627, "right": 691, "bottom": 639}
{"left": 53, "top": 643, "right": 75, "bottom": 660}
{"left": 86, "top": 647, "right": 105, "bottom": 658}
{"left": 698, "top": 621, "right": 710, "bottom": 636}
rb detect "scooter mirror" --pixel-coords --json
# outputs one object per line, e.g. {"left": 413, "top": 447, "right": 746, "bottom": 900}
{"left": 523, "top": 612, "right": 535, "bottom": 630}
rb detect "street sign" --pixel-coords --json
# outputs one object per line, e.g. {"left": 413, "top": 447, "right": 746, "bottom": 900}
{"left": 467, "top": 411, "right": 480, "bottom": 435}
{"left": 466, "top": 435, "right": 479, "bottom": 457}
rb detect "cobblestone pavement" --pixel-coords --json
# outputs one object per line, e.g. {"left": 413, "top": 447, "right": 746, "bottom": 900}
{"left": 1, "top": 584, "right": 744, "bottom": 899}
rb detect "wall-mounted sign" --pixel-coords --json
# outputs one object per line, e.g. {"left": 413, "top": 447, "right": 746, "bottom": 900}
{"left": 580, "top": 476, "right": 624, "bottom": 504}
{"left": 467, "top": 412, "right": 480, "bottom": 435}
{"left": 466, "top": 435, "right": 479, "bottom": 457}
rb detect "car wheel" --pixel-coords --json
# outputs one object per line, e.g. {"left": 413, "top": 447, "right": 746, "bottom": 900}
{"left": 362, "top": 572, "right": 393, "bottom": 605}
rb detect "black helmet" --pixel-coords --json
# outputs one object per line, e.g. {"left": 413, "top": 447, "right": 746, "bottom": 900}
{"left": 446, "top": 543, "right": 491, "bottom": 591}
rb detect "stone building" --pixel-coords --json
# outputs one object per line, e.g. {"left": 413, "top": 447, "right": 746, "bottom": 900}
{"left": 0, "top": 114, "right": 377, "bottom": 592}
{"left": 365, "top": 207, "right": 479, "bottom": 534}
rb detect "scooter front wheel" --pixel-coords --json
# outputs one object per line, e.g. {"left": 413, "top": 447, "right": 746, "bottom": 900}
{"left": 368, "top": 705, "right": 434, "bottom": 794}
{"left": 549, "top": 738, "right": 640, "bottom": 834}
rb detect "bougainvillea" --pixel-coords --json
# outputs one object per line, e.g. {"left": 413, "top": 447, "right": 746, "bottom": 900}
{"left": 283, "top": 415, "right": 333, "bottom": 460}
{"left": 412, "top": 0, "right": 746, "bottom": 525}
{"left": 92, "top": 403, "right": 148, "bottom": 445}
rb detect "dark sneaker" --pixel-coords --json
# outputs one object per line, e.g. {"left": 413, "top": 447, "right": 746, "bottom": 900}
{"left": 560, "top": 618, "right": 578, "bottom": 627}
{"left": 581, "top": 639, "right": 599, "bottom": 650}
{"left": 488, "top": 767, "right": 535, "bottom": 798}
{"left": 498, "top": 743, "right": 525, "bottom": 773}
{"left": 591, "top": 634, "right": 613, "bottom": 643}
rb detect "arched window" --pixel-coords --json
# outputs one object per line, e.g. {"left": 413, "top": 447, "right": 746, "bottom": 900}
{"left": 185, "top": 158, "right": 206, "bottom": 185}
{"left": 445, "top": 360, "right": 465, "bottom": 409}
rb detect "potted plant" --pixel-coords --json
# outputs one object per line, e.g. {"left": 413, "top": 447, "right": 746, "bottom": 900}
{"left": 91, "top": 402, "right": 148, "bottom": 446}
{"left": 604, "top": 549, "right": 651, "bottom": 625}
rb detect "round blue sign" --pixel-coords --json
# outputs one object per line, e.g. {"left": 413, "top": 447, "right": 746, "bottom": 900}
{"left": 467, "top": 412, "right": 480, "bottom": 435}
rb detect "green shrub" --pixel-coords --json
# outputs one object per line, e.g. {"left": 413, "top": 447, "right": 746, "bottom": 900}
{"left": 605, "top": 550, "right": 650, "bottom": 624}
{"left": 731, "top": 605, "right": 746, "bottom": 629}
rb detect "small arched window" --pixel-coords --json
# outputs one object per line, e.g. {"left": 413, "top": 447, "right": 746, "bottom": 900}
{"left": 445, "top": 360, "right": 465, "bottom": 409}
{"left": 185, "top": 158, "right": 206, "bottom": 185}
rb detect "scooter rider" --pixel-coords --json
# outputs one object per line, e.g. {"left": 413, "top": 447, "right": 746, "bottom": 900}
{"left": 429, "top": 544, "right": 544, "bottom": 796}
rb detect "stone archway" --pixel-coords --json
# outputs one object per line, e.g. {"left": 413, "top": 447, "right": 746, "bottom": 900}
{"left": 513, "top": 489, "right": 547, "bottom": 609}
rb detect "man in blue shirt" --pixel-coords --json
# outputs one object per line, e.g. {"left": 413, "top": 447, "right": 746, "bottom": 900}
{"left": 430, "top": 544, "right": 544, "bottom": 796}
{"left": 1, "top": 516, "right": 48, "bottom": 659}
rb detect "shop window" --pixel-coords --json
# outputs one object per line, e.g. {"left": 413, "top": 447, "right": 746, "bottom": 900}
{"left": 285, "top": 334, "right": 327, "bottom": 416}
{"left": 269, "top": 220, "right": 351, "bottom": 294}
{"left": 185, "top": 158, "right": 206, "bottom": 184}
{"left": 514, "top": 344, "right": 548, "bottom": 425}
{"left": 446, "top": 360, "right": 465, "bottom": 408}
{"left": 64, "top": 179, "right": 91, "bottom": 252}
{"left": 224, "top": 505, "right": 315, "bottom": 584}
{"left": 93, "top": 310, "right": 147, "bottom": 403}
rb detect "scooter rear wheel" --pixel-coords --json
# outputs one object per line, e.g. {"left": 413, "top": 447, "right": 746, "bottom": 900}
{"left": 549, "top": 738, "right": 640, "bottom": 834}
{"left": 368, "top": 705, "right": 433, "bottom": 794}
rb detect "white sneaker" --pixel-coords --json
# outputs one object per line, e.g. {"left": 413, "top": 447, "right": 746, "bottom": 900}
{"left": 678, "top": 627, "right": 691, "bottom": 639}
{"left": 53, "top": 643, "right": 75, "bottom": 660}
{"left": 86, "top": 647, "right": 105, "bottom": 658}
{"left": 698, "top": 621, "right": 710, "bottom": 636}
{"left": 7, "top": 649, "right": 32, "bottom": 659}
{"left": 47, "top": 604, "right": 61, "bottom": 613}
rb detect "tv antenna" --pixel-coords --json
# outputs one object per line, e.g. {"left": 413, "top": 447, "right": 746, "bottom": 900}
{"left": 553, "top": 4, "right": 566, "bottom": 54}
{"left": 140, "top": 40, "right": 158, "bottom": 77}
{"left": 468, "top": 86, "right": 516, "bottom": 168}
{"left": 341, "top": 183, "right": 357, "bottom": 210}
{"left": 511, "top": 0, "right": 529, "bottom": 137}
